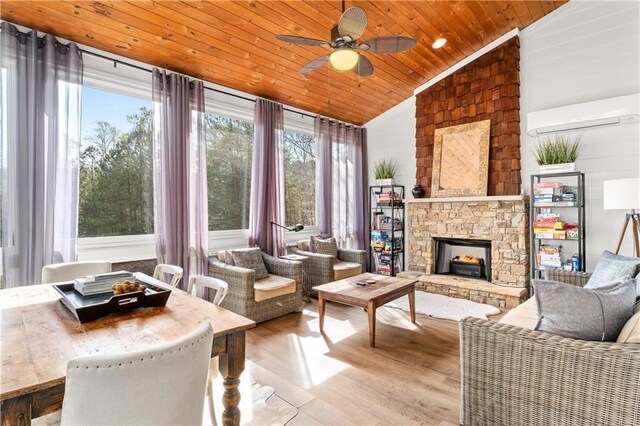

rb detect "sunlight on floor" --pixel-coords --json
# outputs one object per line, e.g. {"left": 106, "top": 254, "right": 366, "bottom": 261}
{"left": 380, "top": 306, "right": 420, "bottom": 330}
{"left": 287, "top": 331, "right": 350, "bottom": 388}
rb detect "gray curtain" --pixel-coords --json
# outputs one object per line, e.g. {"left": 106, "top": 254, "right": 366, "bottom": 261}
{"left": 249, "top": 98, "right": 285, "bottom": 256}
{"left": 315, "top": 117, "right": 369, "bottom": 250}
{"left": 0, "top": 22, "right": 83, "bottom": 286}
{"left": 152, "top": 69, "right": 208, "bottom": 287}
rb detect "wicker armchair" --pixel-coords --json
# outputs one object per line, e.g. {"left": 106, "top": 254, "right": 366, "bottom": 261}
{"left": 287, "top": 243, "right": 367, "bottom": 296}
{"left": 460, "top": 270, "right": 640, "bottom": 426}
{"left": 208, "top": 252, "right": 303, "bottom": 323}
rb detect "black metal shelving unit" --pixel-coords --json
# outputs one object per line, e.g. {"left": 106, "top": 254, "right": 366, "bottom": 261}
{"left": 530, "top": 171, "right": 586, "bottom": 279}
{"left": 369, "top": 185, "right": 404, "bottom": 276}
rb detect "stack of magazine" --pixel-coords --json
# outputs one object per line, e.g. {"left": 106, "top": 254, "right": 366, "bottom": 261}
{"left": 74, "top": 271, "right": 135, "bottom": 296}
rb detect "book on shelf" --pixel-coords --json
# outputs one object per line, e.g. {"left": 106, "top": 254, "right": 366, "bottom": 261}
{"left": 534, "top": 201, "right": 577, "bottom": 207}
{"left": 533, "top": 182, "right": 563, "bottom": 189}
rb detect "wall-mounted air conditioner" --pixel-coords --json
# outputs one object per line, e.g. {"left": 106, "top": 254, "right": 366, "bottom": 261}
{"left": 526, "top": 94, "right": 640, "bottom": 136}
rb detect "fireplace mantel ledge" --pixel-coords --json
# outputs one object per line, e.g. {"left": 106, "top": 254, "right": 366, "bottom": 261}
{"left": 404, "top": 195, "right": 528, "bottom": 204}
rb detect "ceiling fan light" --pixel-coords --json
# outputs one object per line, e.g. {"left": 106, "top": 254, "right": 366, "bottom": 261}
{"left": 432, "top": 38, "right": 447, "bottom": 49}
{"left": 329, "top": 49, "right": 359, "bottom": 70}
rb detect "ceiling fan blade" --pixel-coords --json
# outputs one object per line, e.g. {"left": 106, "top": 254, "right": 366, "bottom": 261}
{"left": 299, "top": 54, "right": 330, "bottom": 74}
{"left": 338, "top": 7, "right": 368, "bottom": 40}
{"left": 352, "top": 54, "right": 374, "bottom": 77}
{"left": 276, "top": 34, "right": 330, "bottom": 47}
{"left": 360, "top": 36, "right": 417, "bottom": 53}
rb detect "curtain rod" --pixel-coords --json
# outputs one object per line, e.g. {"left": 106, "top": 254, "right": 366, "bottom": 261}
{"left": 81, "top": 48, "right": 318, "bottom": 120}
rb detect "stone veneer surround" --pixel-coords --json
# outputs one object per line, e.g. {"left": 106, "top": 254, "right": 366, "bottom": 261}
{"left": 405, "top": 195, "right": 530, "bottom": 308}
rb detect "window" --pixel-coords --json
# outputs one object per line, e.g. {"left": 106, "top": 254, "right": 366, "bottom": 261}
{"left": 79, "top": 86, "right": 153, "bottom": 237}
{"left": 283, "top": 130, "right": 316, "bottom": 227}
{"left": 205, "top": 114, "right": 253, "bottom": 231}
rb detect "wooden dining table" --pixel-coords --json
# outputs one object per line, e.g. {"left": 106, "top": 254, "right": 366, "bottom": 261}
{"left": 0, "top": 274, "right": 255, "bottom": 426}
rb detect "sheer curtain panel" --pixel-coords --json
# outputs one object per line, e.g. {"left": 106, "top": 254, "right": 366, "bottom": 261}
{"left": 249, "top": 98, "right": 285, "bottom": 256}
{"left": 152, "top": 69, "right": 208, "bottom": 286}
{"left": 315, "top": 117, "right": 368, "bottom": 250}
{"left": 0, "top": 22, "right": 83, "bottom": 286}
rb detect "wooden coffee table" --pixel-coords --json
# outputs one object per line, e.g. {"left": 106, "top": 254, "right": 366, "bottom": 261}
{"left": 315, "top": 273, "right": 417, "bottom": 347}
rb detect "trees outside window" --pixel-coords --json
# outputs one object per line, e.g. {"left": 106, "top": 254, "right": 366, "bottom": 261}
{"left": 79, "top": 87, "right": 153, "bottom": 237}
{"left": 283, "top": 131, "right": 316, "bottom": 227}
{"left": 205, "top": 114, "right": 253, "bottom": 231}
{"left": 78, "top": 90, "right": 316, "bottom": 237}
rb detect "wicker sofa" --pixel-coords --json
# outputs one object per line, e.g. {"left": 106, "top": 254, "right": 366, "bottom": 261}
{"left": 208, "top": 252, "right": 304, "bottom": 323}
{"left": 287, "top": 239, "right": 367, "bottom": 296}
{"left": 460, "top": 270, "right": 640, "bottom": 426}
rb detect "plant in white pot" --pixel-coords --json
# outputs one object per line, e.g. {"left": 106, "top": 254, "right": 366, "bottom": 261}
{"left": 373, "top": 159, "right": 397, "bottom": 186}
{"left": 534, "top": 133, "right": 582, "bottom": 174}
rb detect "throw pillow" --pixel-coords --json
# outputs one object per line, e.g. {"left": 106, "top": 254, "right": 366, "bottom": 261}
{"left": 586, "top": 250, "right": 640, "bottom": 289}
{"left": 224, "top": 251, "right": 235, "bottom": 266}
{"left": 533, "top": 278, "right": 637, "bottom": 342}
{"left": 310, "top": 236, "right": 338, "bottom": 258}
{"left": 616, "top": 301, "right": 640, "bottom": 343}
{"left": 308, "top": 234, "right": 331, "bottom": 253}
{"left": 229, "top": 248, "right": 269, "bottom": 280}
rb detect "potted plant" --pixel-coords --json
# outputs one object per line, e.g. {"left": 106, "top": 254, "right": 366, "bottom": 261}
{"left": 534, "top": 133, "right": 582, "bottom": 174}
{"left": 373, "top": 159, "right": 397, "bottom": 186}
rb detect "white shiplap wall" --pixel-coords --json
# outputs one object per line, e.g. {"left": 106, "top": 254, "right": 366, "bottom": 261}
{"left": 365, "top": 0, "right": 640, "bottom": 271}
{"left": 519, "top": 0, "right": 640, "bottom": 269}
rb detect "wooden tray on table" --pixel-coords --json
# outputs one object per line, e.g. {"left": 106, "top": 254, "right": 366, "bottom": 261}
{"left": 53, "top": 274, "right": 172, "bottom": 322}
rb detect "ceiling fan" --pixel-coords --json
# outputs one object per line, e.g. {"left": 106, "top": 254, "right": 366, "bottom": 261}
{"left": 275, "top": 2, "right": 417, "bottom": 77}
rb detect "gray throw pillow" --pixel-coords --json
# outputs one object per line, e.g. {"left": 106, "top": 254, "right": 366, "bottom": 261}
{"left": 586, "top": 250, "right": 640, "bottom": 289}
{"left": 310, "top": 236, "right": 338, "bottom": 258}
{"left": 533, "top": 278, "right": 637, "bottom": 341}
{"left": 229, "top": 248, "right": 269, "bottom": 280}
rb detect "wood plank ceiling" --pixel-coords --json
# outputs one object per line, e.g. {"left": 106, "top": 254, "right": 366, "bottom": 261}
{"left": 1, "top": 1, "right": 566, "bottom": 125}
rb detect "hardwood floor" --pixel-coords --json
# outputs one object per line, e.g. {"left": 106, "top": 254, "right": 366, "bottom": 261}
{"left": 241, "top": 299, "right": 480, "bottom": 425}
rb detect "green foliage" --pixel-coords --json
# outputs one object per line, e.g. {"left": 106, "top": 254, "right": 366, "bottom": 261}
{"left": 79, "top": 111, "right": 317, "bottom": 237}
{"left": 534, "top": 133, "right": 582, "bottom": 165}
{"left": 205, "top": 115, "right": 253, "bottom": 231}
{"left": 78, "top": 107, "right": 154, "bottom": 237}
{"left": 374, "top": 159, "right": 397, "bottom": 179}
{"left": 283, "top": 131, "right": 316, "bottom": 227}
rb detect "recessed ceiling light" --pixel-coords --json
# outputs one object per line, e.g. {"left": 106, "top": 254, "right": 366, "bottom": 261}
{"left": 432, "top": 38, "right": 447, "bottom": 49}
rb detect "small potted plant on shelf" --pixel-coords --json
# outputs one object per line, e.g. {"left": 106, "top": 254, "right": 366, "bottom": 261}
{"left": 534, "top": 133, "right": 582, "bottom": 174}
{"left": 373, "top": 159, "right": 397, "bottom": 186}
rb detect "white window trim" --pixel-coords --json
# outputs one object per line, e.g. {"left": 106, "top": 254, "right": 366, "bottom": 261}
{"left": 78, "top": 226, "right": 321, "bottom": 262}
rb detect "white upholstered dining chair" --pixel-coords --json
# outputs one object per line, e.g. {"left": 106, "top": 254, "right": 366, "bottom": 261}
{"left": 60, "top": 322, "right": 213, "bottom": 426}
{"left": 153, "top": 264, "right": 184, "bottom": 288}
{"left": 41, "top": 261, "right": 111, "bottom": 284}
{"left": 188, "top": 275, "right": 229, "bottom": 425}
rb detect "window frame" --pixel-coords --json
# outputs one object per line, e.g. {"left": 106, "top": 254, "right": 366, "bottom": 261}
{"left": 78, "top": 55, "right": 319, "bottom": 263}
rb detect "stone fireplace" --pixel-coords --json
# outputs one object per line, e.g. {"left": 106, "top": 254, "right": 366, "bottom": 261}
{"left": 400, "top": 195, "right": 529, "bottom": 308}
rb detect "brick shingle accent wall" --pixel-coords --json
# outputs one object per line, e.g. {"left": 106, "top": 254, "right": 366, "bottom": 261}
{"left": 415, "top": 37, "right": 521, "bottom": 197}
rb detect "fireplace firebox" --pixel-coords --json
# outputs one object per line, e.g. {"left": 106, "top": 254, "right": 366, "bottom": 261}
{"left": 434, "top": 238, "right": 492, "bottom": 282}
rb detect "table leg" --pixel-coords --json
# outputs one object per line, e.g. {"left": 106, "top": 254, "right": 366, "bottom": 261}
{"left": 367, "top": 300, "right": 376, "bottom": 347}
{"left": 318, "top": 292, "right": 325, "bottom": 331}
{"left": 1, "top": 395, "right": 32, "bottom": 426}
{"left": 218, "top": 330, "right": 245, "bottom": 426}
{"left": 408, "top": 289, "right": 416, "bottom": 323}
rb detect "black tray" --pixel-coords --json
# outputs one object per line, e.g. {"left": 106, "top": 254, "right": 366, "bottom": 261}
{"left": 53, "top": 274, "right": 172, "bottom": 322}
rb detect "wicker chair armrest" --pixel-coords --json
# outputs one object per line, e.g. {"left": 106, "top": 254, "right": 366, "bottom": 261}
{"left": 207, "top": 257, "right": 254, "bottom": 299}
{"left": 543, "top": 269, "right": 592, "bottom": 287}
{"left": 262, "top": 253, "right": 302, "bottom": 279}
{"left": 460, "top": 317, "right": 640, "bottom": 426}
{"left": 337, "top": 248, "right": 367, "bottom": 266}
